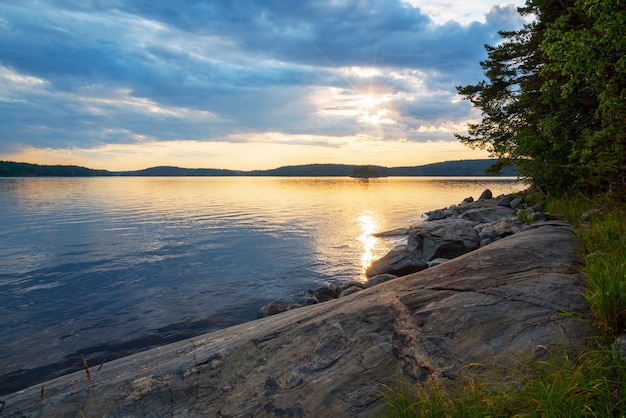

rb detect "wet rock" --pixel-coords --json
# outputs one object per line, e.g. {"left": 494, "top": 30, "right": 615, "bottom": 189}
{"left": 257, "top": 292, "right": 318, "bottom": 318}
{"left": 372, "top": 227, "right": 409, "bottom": 237}
{"left": 309, "top": 284, "right": 340, "bottom": 302}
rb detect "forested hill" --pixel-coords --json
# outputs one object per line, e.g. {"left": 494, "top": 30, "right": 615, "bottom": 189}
{"left": 0, "top": 159, "right": 516, "bottom": 177}
{"left": 0, "top": 161, "right": 112, "bottom": 177}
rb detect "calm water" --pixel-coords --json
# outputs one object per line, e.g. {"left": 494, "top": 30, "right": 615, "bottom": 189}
{"left": 0, "top": 176, "right": 523, "bottom": 394}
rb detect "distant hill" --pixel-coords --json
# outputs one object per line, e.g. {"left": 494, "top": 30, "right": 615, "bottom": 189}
{"left": 117, "top": 166, "right": 242, "bottom": 176}
{"left": 0, "top": 161, "right": 111, "bottom": 177}
{"left": 248, "top": 163, "right": 360, "bottom": 176}
{"left": 386, "top": 160, "right": 517, "bottom": 176}
{"left": 0, "top": 159, "right": 516, "bottom": 178}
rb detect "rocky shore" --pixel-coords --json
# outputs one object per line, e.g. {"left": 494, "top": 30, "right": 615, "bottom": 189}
{"left": 0, "top": 191, "right": 596, "bottom": 417}
{"left": 258, "top": 189, "right": 552, "bottom": 318}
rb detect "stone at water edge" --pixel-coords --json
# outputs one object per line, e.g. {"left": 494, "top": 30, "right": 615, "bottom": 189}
{"left": 426, "top": 209, "right": 448, "bottom": 221}
{"left": 478, "top": 189, "right": 493, "bottom": 200}
{"left": 409, "top": 218, "right": 481, "bottom": 261}
{"left": 365, "top": 246, "right": 428, "bottom": 278}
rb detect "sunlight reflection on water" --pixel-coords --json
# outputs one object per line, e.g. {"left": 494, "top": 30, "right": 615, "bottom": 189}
{"left": 0, "top": 176, "right": 524, "bottom": 394}
{"left": 357, "top": 211, "right": 379, "bottom": 280}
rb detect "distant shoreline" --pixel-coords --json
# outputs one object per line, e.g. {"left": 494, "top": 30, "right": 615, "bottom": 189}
{"left": 0, "top": 159, "right": 517, "bottom": 178}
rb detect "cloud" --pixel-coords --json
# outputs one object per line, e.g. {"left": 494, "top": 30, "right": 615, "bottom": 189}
{"left": 0, "top": 0, "right": 525, "bottom": 157}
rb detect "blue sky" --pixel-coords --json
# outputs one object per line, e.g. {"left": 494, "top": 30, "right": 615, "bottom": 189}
{"left": 0, "top": 0, "right": 525, "bottom": 170}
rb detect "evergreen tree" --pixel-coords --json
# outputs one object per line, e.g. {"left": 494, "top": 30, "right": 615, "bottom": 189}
{"left": 456, "top": 0, "right": 625, "bottom": 196}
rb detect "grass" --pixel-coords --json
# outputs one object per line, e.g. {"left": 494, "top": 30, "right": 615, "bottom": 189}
{"left": 383, "top": 192, "right": 626, "bottom": 417}
{"left": 547, "top": 195, "right": 626, "bottom": 341}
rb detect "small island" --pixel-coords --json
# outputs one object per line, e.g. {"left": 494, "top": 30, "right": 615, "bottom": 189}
{"left": 350, "top": 165, "right": 382, "bottom": 178}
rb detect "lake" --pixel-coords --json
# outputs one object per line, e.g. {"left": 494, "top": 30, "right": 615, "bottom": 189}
{"left": 0, "top": 176, "right": 523, "bottom": 394}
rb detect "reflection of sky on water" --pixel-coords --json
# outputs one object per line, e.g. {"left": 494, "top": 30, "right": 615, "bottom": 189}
{"left": 0, "top": 176, "right": 524, "bottom": 394}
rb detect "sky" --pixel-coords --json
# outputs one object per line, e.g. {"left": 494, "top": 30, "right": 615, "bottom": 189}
{"left": 0, "top": 0, "right": 527, "bottom": 171}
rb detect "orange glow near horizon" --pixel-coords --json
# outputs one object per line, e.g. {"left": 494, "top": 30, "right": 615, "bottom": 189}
{"left": 2, "top": 138, "right": 492, "bottom": 172}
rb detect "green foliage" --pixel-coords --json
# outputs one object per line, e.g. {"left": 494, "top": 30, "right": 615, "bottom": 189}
{"left": 457, "top": 0, "right": 626, "bottom": 196}
{"left": 540, "top": 0, "right": 626, "bottom": 192}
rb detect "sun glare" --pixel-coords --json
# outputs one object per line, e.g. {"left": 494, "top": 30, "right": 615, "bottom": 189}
{"left": 357, "top": 212, "right": 379, "bottom": 279}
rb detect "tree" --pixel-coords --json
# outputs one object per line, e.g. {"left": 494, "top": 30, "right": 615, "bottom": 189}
{"left": 456, "top": 0, "right": 625, "bottom": 196}
{"left": 541, "top": 0, "right": 626, "bottom": 192}
{"left": 351, "top": 165, "right": 381, "bottom": 178}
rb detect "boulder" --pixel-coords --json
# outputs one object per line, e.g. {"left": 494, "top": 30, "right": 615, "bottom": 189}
{"left": 478, "top": 189, "right": 493, "bottom": 200}
{"left": 372, "top": 227, "right": 409, "bottom": 237}
{"left": 1, "top": 222, "right": 595, "bottom": 417}
{"left": 427, "top": 258, "right": 449, "bottom": 267}
{"left": 257, "top": 292, "right": 318, "bottom": 318}
{"left": 365, "top": 246, "right": 428, "bottom": 278}
{"left": 510, "top": 196, "right": 524, "bottom": 209}
{"left": 339, "top": 286, "right": 362, "bottom": 297}
{"left": 409, "top": 218, "right": 480, "bottom": 261}
{"left": 457, "top": 201, "right": 516, "bottom": 224}
{"left": 364, "top": 274, "right": 398, "bottom": 288}
{"left": 308, "top": 284, "right": 340, "bottom": 302}
{"left": 497, "top": 195, "right": 513, "bottom": 207}
{"left": 475, "top": 217, "right": 522, "bottom": 246}
{"left": 425, "top": 209, "right": 448, "bottom": 221}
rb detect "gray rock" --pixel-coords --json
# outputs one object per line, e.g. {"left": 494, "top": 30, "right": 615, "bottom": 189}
{"left": 427, "top": 258, "right": 449, "bottom": 267}
{"left": 510, "top": 196, "right": 524, "bottom": 209}
{"left": 308, "top": 284, "right": 340, "bottom": 302}
{"left": 2, "top": 222, "right": 594, "bottom": 418}
{"left": 409, "top": 218, "right": 480, "bottom": 261}
{"left": 478, "top": 227, "right": 501, "bottom": 246}
{"left": 339, "top": 286, "right": 362, "bottom": 297}
{"left": 612, "top": 335, "right": 626, "bottom": 359}
{"left": 461, "top": 196, "right": 474, "bottom": 204}
{"left": 372, "top": 227, "right": 409, "bottom": 237}
{"left": 257, "top": 292, "right": 318, "bottom": 318}
{"left": 365, "top": 273, "right": 398, "bottom": 288}
{"left": 497, "top": 195, "right": 513, "bottom": 207}
{"left": 426, "top": 209, "right": 448, "bottom": 221}
{"left": 366, "top": 246, "right": 428, "bottom": 278}
{"left": 476, "top": 217, "right": 522, "bottom": 240}
{"left": 478, "top": 189, "right": 493, "bottom": 200}
{"left": 581, "top": 208, "right": 605, "bottom": 222}
{"left": 457, "top": 201, "right": 516, "bottom": 224}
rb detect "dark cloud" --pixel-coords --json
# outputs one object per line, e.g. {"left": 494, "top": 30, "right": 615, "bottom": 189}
{"left": 0, "top": 0, "right": 525, "bottom": 152}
